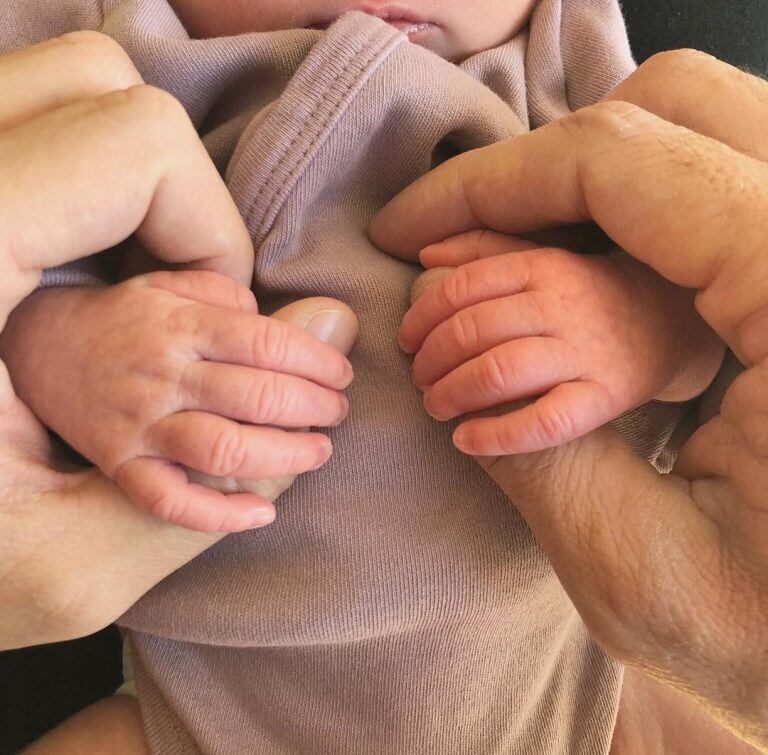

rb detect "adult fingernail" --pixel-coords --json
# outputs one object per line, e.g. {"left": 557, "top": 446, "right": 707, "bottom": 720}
{"left": 305, "top": 309, "right": 356, "bottom": 352}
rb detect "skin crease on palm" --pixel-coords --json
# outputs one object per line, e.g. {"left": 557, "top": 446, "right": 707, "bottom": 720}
{"left": 167, "top": 0, "right": 539, "bottom": 61}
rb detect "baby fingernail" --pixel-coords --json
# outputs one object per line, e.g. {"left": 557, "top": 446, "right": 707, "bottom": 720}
{"left": 453, "top": 429, "right": 469, "bottom": 451}
{"left": 332, "top": 395, "right": 351, "bottom": 425}
{"left": 312, "top": 437, "right": 333, "bottom": 469}
{"left": 397, "top": 332, "right": 415, "bottom": 354}
{"left": 249, "top": 505, "right": 277, "bottom": 527}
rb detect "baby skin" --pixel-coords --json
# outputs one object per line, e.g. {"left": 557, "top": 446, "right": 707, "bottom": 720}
{"left": 400, "top": 231, "right": 725, "bottom": 456}
{"left": 0, "top": 0, "right": 724, "bottom": 535}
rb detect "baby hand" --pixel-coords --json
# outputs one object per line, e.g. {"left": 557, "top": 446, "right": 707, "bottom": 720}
{"left": 400, "top": 231, "right": 724, "bottom": 456}
{"left": 1, "top": 271, "right": 353, "bottom": 531}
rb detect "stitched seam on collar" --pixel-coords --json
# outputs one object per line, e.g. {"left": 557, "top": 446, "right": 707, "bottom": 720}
{"left": 234, "top": 23, "right": 404, "bottom": 247}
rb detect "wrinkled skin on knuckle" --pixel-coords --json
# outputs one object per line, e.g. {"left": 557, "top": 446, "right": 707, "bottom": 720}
{"left": 477, "top": 351, "right": 512, "bottom": 400}
{"left": 535, "top": 401, "right": 576, "bottom": 449}
{"left": 450, "top": 308, "right": 480, "bottom": 354}
{"left": 250, "top": 372, "right": 288, "bottom": 425}
{"left": 559, "top": 100, "right": 656, "bottom": 146}
{"left": 208, "top": 425, "right": 248, "bottom": 477}
{"left": 640, "top": 48, "right": 718, "bottom": 86}
{"left": 150, "top": 489, "right": 186, "bottom": 524}
{"left": 440, "top": 266, "right": 472, "bottom": 312}
{"left": 252, "top": 317, "right": 289, "bottom": 368}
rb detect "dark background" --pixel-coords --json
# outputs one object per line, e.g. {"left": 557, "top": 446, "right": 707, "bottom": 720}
{"left": 2, "top": 2, "right": 767, "bottom": 753}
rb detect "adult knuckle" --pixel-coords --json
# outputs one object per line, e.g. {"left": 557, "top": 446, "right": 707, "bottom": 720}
{"left": 575, "top": 100, "right": 654, "bottom": 139}
{"left": 57, "top": 31, "right": 143, "bottom": 90}
{"left": 123, "top": 83, "right": 187, "bottom": 122}
{"left": 208, "top": 425, "right": 248, "bottom": 476}
{"left": 642, "top": 48, "right": 716, "bottom": 80}
{"left": 94, "top": 84, "right": 191, "bottom": 144}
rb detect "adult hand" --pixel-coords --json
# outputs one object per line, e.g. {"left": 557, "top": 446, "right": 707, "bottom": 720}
{"left": 0, "top": 30, "right": 254, "bottom": 327}
{"left": 0, "top": 33, "right": 358, "bottom": 648}
{"left": 371, "top": 50, "right": 768, "bottom": 748}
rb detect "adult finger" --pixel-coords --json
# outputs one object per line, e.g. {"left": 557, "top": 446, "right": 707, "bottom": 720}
{"left": 148, "top": 412, "right": 332, "bottom": 479}
{"left": 114, "top": 457, "right": 276, "bottom": 533}
{"left": 423, "top": 337, "right": 579, "bottom": 421}
{"left": 0, "top": 85, "right": 254, "bottom": 305}
{"left": 194, "top": 309, "right": 354, "bottom": 390}
{"left": 0, "top": 32, "right": 142, "bottom": 131}
{"left": 606, "top": 50, "right": 768, "bottom": 162}
{"left": 180, "top": 362, "right": 349, "bottom": 428}
{"left": 371, "top": 102, "right": 768, "bottom": 359}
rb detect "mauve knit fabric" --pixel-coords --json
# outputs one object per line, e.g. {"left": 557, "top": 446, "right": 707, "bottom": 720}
{"left": 0, "top": 1, "right": 689, "bottom": 752}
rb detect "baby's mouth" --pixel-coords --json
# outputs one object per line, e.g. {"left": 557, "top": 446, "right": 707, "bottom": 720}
{"left": 308, "top": 6, "right": 438, "bottom": 38}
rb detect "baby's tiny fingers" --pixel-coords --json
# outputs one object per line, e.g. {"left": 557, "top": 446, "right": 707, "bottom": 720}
{"left": 144, "top": 270, "right": 258, "bottom": 313}
{"left": 181, "top": 361, "right": 349, "bottom": 428}
{"left": 453, "top": 380, "right": 614, "bottom": 456}
{"left": 399, "top": 253, "right": 535, "bottom": 353}
{"left": 195, "top": 310, "right": 354, "bottom": 390}
{"left": 149, "top": 412, "right": 333, "bottom": 478}
{"left": 413, "top": 292, "right": 549, "bottom": 389}
{"left": 114, "top": 457, "right": 276, "bottom": 532}
{"left": 419, "top": 230, "right": 541, "bottom": 268}
{"left": 423, "top": 337, "right": 579, "bottom": 421}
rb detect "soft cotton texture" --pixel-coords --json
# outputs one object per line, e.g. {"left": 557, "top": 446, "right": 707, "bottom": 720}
{"left": 0, "top": 1, "right": 691, "bottom": 752}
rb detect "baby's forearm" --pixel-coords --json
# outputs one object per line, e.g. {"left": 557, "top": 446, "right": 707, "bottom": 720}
{"left": 0, "top": 286, "right": 88, "bottom": 423}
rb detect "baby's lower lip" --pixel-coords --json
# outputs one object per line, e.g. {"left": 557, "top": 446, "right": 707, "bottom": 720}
{"left": 309, "top": 16, "right": 438, "bottom": 39}
{"left": 385, "top": 18, "right": 436, "bottom": 36}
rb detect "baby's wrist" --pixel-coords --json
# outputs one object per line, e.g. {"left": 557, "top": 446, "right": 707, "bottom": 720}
{"left": 0, "top": 286, "right": 100, "bottom": 407}
{"left": 608, "top": 252, "right": 727, "bottom": 404}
